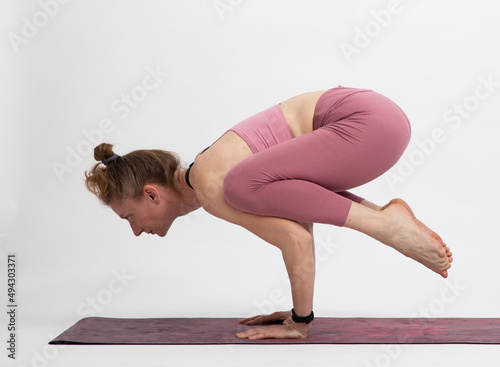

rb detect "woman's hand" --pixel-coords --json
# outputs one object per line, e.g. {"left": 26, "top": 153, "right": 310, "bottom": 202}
{"left": 239, "top": 311, "right": 292, "bottom": 325}
{"left": 236, "top": 311, "right": 311, "bottom": 340}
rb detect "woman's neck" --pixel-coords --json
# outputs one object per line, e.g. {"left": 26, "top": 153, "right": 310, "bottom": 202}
{"left": 174, "top": 169, "right": 201, "bottom": 214}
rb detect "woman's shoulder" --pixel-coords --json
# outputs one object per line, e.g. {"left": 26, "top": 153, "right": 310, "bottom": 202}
{"left": 192, "top": 168, "right": 228, "bottom": 220}
{"left": 190, "top": 139, "right": 251, "bottom": 216}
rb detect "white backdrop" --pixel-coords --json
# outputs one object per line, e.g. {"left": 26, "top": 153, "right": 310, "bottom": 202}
{"left": 1, "top": 1, "right": 500, "bottom": 366}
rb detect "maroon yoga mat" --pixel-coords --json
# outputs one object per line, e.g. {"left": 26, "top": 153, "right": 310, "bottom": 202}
{"left": 49, "top": 317, "right": 500, "bottom": 344}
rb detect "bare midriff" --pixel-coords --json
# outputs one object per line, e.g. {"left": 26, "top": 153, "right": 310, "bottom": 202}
{"left": 278, "top": 90, "right": 325, "bottom": 137}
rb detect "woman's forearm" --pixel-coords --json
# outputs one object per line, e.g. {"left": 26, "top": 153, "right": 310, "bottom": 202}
{"left": 281, "top": 229, "right": 316, "bottom": 317}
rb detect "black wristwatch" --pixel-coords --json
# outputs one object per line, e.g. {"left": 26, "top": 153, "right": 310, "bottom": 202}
{"left": 291, "top": 308, "right": 314, "bottom": 324}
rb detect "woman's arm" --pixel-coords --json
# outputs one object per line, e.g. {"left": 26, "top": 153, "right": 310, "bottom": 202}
{"left": 198, "top": 183, "right": 315, "bottom": 339}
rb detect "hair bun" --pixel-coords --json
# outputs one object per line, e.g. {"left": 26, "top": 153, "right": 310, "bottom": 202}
{"left": 94, "top": 143, "right": 115, "bottom": 162}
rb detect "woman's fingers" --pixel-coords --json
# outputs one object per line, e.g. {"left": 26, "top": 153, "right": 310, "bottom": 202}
{"left": 239, "top": 315, "right": 262, "bottom": 325}
{"left": 239, "top": 311, "right": 291, "bottom": 325}
{"left": 236, "top": 324, "right": 307, "bottom": 340}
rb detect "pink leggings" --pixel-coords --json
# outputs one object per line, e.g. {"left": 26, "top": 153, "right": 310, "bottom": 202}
{"left": 223, "top": 87, "right": 411, "bottom": 226}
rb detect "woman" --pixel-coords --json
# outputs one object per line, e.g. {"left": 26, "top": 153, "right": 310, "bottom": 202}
{"left": 85, "top": 86, "right": 453, "bottom": 340}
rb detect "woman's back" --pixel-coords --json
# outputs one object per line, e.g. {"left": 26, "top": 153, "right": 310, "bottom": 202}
{"left": 189, "top": 90, "right": 325, "bottom": 208}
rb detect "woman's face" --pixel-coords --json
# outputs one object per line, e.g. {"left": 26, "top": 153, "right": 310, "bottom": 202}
{"left": 110, "top": 185, "right": 179, "bottom": 237}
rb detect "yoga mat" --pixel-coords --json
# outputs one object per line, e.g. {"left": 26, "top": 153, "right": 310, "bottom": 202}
{"left": 49, "top": 317, "right": 500, "bottom": 344}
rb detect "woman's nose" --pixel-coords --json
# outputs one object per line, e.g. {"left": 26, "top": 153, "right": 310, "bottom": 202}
{"left": 129, "top": 222, "right": 143, "bottom": 236}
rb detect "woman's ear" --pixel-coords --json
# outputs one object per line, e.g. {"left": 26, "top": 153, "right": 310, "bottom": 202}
{"left": 143, "top": 184, "right": 161, "bottom": 203}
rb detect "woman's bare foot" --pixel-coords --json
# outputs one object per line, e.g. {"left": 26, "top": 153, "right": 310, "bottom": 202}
{"left": 380, "top": 199, "right": 453, "bottom": 278}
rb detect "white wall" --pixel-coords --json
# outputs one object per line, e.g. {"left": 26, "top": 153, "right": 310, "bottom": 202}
{"left": 1, "top": 0, "right": 499, "bottom": 359}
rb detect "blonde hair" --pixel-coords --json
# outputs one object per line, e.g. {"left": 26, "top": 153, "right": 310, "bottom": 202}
{"left": 85, "top": 143, "right": 181, "bottom": 205}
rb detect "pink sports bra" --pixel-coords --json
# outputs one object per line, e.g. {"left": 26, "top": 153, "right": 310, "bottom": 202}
{"left": 228, "top": 104, "right": 294, "bottom": 154}
{"left": 186, "top": 105, "right": 295, "bottom": 191}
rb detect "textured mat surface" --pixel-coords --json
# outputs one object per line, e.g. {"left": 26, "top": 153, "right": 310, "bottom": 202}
{"left": 49, "top": 317, "right": 500, "bottom": 344}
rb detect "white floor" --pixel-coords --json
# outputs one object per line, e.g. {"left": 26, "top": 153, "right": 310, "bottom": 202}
{"left": 6, "top": 318, "right": 500, "bottom": 367}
